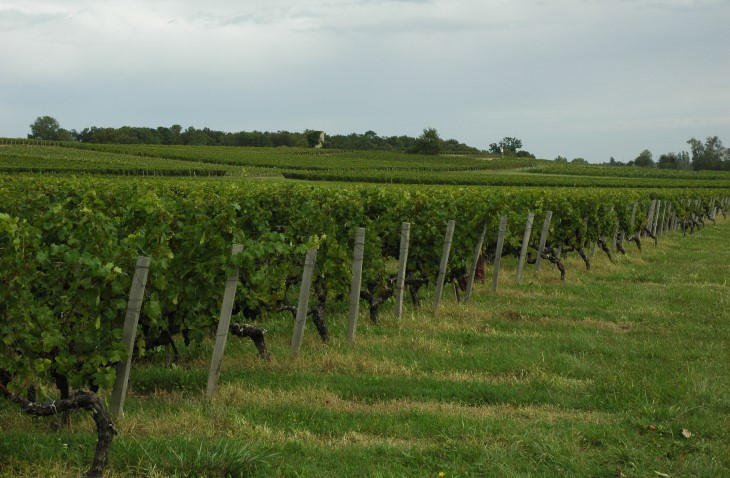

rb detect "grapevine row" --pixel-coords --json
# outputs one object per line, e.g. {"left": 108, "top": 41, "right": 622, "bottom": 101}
{"left": 1, "top": 176, "right": 727, "bottom": 399}
{"left": 282, "top": 168, "right": 730, "bottom": 189}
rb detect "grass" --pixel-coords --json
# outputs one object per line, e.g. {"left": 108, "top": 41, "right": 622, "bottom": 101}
{"left": 1, "top": 219, "right": 729, "bottom": 477}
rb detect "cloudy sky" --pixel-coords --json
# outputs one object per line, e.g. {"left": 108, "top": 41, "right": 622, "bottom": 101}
{"left": 1, "top": 0, "right": 729, "bottom": 162}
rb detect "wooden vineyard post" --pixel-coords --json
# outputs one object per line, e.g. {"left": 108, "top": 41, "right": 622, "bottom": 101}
{"left": 652, "top": 200, "right": 661, "bottom": 236}
{"left": 658, "top": 202, "right": 667, "bottom": 235}
{"left": 206, "top": 244, "right": 244, "bottom": 400}
{"left": 515, "top": 212, "right": 535, "bottom": 284}
{"left": 492, "top": 215, "right": 508, "bottom": 293}
{"left": 654, "top": 201, "right": 669, "bottom": 234}
{"left": 645, "top": 200, "right": 656, "bottom": 237}
{"left": 395, "top": 222, "right": 411, "bottom": 321}
{"left": 668, "top": 205, "right": 675, "bottom": 232}
{"left": 464, "top": 222, "right": 488, "bottom": 303}
{"left": 433, "top": 220, "right": 456, "bottom": 316}
{"left": 535, "top": 211, "right": 552, "bottom": 273}
{"left": 630, "top": 202, "right": 638, "bottom": 236}
{"left": 646, "top": 199, "right": 659, "bottom": 232}
{"left": 347, "top": 228, "right": 366, "bottom": 346}
{"left": 611, "top": 228, "right": 618, "bottom": 252}
{"left": 291, "top": 246, "right": 318, "bottom": 358}
{"left": 110, "top": 256, "right": 151, "bottom": 417}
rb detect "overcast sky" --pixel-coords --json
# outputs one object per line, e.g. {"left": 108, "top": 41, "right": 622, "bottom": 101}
{"left": 2, "top": 0, "right": 729, "bottom": 162}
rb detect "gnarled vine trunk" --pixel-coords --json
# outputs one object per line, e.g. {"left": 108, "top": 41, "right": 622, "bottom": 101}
{"left": 3, "top": 388, "right": 116, "bottom": 478}
{"left": 360, "top": 278, "right": 395, "bottom": 324}
{"left": 309, "top": 278, "right": 329, "bottom": 343}
{"left": 577, "top": 247, "right": 590, "bottom": 270}
{"left": 597, "top": 238, "right": 614, "bottom": 263}
{"left": 230, "top": 323, "right": 271, "bottom": 360}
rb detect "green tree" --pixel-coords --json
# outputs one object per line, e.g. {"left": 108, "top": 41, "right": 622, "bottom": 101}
{"left": 633, "top": 149, "right": 655, "bottom": 167}
{"left": 554, "top": 156, "right": 568, "bottom": 162}
{"left": 571, "top": 157, "right": 588, "bottom": 164}
{"left": 501, "top": 137, "right": 523, "bottom": 154}
{"left": 657, "top": 151, "right": 691, "bottom": 170}
{"left": 305, "top": 130, "right": 325, "bottom": 148}
{"left": 28, "top": 116, "right": 73, "bottom": 141}
{"left": 489, "top": 137, "right": 523, "bottom": 155}
{"left": 688, "top": 136, "right": 728, "bottom": 171}
{"left": 408, "top": 127, "right": 443, "bottom": 155}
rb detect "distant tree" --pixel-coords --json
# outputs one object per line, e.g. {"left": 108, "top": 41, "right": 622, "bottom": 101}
{"left": 181, "top": 126, "right": 210, "bottom": 145}
{"left": 501, "top": 137, "right": 522, "bottom": 154}
{"left": 571, "top": 157, "right": 588, "bottom": 164}
{"left": 170, "top": 124, "right": 183, "bottom": 144}
{"left": 326, "top": 131, "right": 407, "bottom": 150}
{"left": 153, "top": 125, "right": 184, "bottom": 145}
{"left": 28, "top": 115, "right": 73, "bottom": 141}
{"left": 231, "top": 130, "right": 273, "bottom": 147}
{"left": 687, "top": 136, "right": 729, "bottom": 171}
{"left": 657, "top": 151, "right": 691, "bottom": 170}
{"left": 270, "top": 130, "right": 307, "bottom": 148}
{"left": 676, "top": 151, "right": 691, "bottom": 170}
{"left": 634, "top": 149, "right": 655, "bottom": 167}
{"left": 489, "top": 137, "right": 523, "bottom": 156}
{"left": 408, "top": 127, "right": 443, "bottom": 155}
{"left": 554, "top": 156, "right": 568, "bottom": 163}
{"left": 605, "top": 156, "right": 626, "bottom": 166}
{"left": 364, "top": 130, "right": 378, "bottom": 141}
{"left": 438, "top": 138, "right": 480, "bottom": 153}
{"left": 305, "top": 130, "right": 325, "bottom": 148}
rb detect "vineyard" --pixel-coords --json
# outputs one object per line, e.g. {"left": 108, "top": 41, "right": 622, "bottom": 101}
{"left": 4, "top": 141, "right": 730, "bottom": 188}
{"left": 0, "top": 145, "right": 232, "bottom": 177}
{"left": 1, "top": 144, "right": 730, "bottom": 477}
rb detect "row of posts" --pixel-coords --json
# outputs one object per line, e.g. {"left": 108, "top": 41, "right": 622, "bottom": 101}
{"left": 107, "top": 211, "right": 547, "bottom": 416}
{"left": 110, "top": 197, "right": 726, "bottom": 415}
{"left": 636, "top": 196, "right": 726, "bottom": 240}
{"left": 0, "top": 138, "right": 63, "bottom": 146}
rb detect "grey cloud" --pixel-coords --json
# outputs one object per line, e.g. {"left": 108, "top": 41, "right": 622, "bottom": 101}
{"left": 0, "top": 8, "right": 67, "bottom": 32}
{"left": 325, "top": 16, "right": 518, "bottom": 35}
{"left": 352, "top": 0, "right": 435, "bottom": 3}
{"left": 182, "top": 5, "right": 320, "bottom": 28}
{"left": 184, "top": 11, "right": 257, "bottom": 27}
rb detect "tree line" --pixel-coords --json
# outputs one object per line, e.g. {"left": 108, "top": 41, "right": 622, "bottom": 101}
{"left": 27, "top": 116, "right": 482, "bottom": 154}
{"left": 40, "top": 115, "right": 730, "bottom": 169}
{"left": 553, "top": 136, "right": 730, "bottom": 172}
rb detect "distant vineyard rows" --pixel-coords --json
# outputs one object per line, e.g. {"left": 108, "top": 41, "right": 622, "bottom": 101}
{"left": 4, "top": 143, "right": 730, "bottom": 188}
